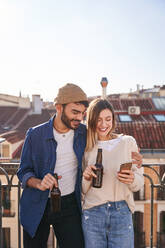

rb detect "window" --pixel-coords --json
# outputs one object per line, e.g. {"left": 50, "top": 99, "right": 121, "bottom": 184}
{"left": 0, "top": 138, "right": 5, "bottom": 157}
{"left": 2, "top": 186, "right": 11, "bottom": 217}
{"left": 119, "top": 114, "right": 132, "bottom": 122}
{"left": 2, "top": 144, "right": 10, "bottom": 157}
{"left": 2, "top": 228, "right": 10, "bottom": 248}
{"left": 1, "top": 186, "right": 15, "bottom": 217}
{"left": 154, "top": 115, "right": 165, "bottom": 122}
{"left": 134, "top": 185, "right": 145, "bottom": 200}
{"left": 153, "top": 97, "right": 165, "bottom": 110}
{"left": 133, "top": 212, "right": 145, "bottom": 248}
{"left": 160, "top": 212, "right": 165, "bottom": 233}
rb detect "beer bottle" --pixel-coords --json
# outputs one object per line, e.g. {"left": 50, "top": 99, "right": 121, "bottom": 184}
{"left": 50, "top": 173, "right": 61, "bottom": 212}
{"left": 92, "top": 148, "right": 103, "bottom": 188}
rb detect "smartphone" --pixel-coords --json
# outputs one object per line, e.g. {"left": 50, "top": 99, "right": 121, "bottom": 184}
{"left": 120, "top": 162, "right": 132, "bottom": 173}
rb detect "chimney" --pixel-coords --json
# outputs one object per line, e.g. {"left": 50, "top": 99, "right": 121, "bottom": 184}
{"left": 100, "top": 77, "right": 108, "bottom": 99}
{"left": 32, "top": 95, "right": 42, "bottom": 114}
{"left": 136, "top": 84, "right": 140, "bottom": 94}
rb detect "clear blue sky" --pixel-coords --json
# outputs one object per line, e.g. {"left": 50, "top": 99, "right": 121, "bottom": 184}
{"left": 0, "top": 0, "right": 165, "bottom": 101}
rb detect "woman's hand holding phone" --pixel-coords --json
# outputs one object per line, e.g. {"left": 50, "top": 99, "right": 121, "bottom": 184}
{"left": 117, "top": 162, "right": 134, "bottom": 184}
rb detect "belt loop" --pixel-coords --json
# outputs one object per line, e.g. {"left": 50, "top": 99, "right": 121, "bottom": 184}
{"left": 114, "top": 201, "right": 117, "bottom": 209}
{"left": 115, "top": 201, "right": 120, "bottom": 210}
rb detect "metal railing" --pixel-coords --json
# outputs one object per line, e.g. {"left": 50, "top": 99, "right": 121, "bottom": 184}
{"left": 142, "top": 164, "right": 165, "bottom": 248}
{"left": 0, "top": 163, "right": 165, "bottom": 248}
{"left": 0, "top": 163, "right": 60, "bottom": 248}
{"left": 0, "top": 164, "right": 21, "bottom": 248}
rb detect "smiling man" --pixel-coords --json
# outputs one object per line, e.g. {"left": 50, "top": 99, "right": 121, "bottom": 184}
{"left": 17, "top": 83, "right": 88, "bottom": 248}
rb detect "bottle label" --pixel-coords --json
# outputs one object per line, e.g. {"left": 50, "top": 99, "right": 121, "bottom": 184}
{"left": 92, "top": 168, "right": 103, "bottom": 188}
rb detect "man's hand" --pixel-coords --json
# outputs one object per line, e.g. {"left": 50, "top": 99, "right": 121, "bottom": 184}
{"left": 38, "top": 173, "right": 58, "bottom": 191}
{"left": 27, "top": 173, "right": 62, "bottom": 191}
{"left": 132, "top": 149, "right": 142, "bottom": 168}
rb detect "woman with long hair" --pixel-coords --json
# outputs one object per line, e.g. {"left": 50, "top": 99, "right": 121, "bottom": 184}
{"left": 82, "top": 98, "right": 144, "bottom": 248}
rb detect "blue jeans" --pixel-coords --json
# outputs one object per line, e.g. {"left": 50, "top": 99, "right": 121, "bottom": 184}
{"left": 82, "top": 200, "right": 134, "bottom": 248}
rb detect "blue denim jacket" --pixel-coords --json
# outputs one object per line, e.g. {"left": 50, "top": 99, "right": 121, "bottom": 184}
{"left": 17, "top": 116, "right": 87, "bottom": 237}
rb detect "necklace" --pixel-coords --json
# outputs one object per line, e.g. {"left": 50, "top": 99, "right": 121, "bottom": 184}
{"left": 54, "top": 122, "right": 69, "bottom": 134}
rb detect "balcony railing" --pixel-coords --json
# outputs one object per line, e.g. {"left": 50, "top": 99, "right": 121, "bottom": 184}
{"left": 0, "top": 162, "right": 165, "bottom": 248}
{"left": 142, "top": 164, "right": 165, "bottom": 248}
{"left": 0, "top": 163, "right": 21, "bottom": 248}
{"left": 0, "top": 163, "right": 59, "bottom": 248}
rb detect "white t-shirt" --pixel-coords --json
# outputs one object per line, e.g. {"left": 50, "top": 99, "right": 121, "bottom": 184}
{"left": 53, "top": 128, "right": 78, "bottom": 196}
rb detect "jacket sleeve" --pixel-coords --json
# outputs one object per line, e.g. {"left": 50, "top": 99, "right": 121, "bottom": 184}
{"left": 128, "top": 136, "right": 144, "bottom": 192}
{"left": 82, "top": 154, "right": 92, "bottom": 194}
{"left": 17, "top": 128, "right": 36, "bottom": 188}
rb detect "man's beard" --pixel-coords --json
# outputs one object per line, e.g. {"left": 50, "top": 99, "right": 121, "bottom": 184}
{"left": 61, "top": 110, "right": 81, "bottom": 130}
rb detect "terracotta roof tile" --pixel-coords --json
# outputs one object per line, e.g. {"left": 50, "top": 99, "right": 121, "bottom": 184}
{"left": 2, "top": 131, "right": 25, "bottom": 144}
{"left": 108, "top": 98, "right": 157, "bottom": 111}
{"left": 18, "top": 109, "right": 52, "bottom": 132}
{"left": 116, "top": 122, "right": 165, "bottom": 149}
{"left": 0, "top": 106, "right": 18, "bottom": 124}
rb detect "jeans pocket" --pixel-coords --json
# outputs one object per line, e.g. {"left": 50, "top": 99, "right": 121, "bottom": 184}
{"left": 117, "top": 204, "right": 131, "bottom": 216}
{"left": 82, "top": 207, "right": 105, "bottom": 231}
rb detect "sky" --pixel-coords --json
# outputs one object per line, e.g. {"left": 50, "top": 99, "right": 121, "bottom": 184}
{"left": 0, "top": 0, "right": 165, "bottom": 101}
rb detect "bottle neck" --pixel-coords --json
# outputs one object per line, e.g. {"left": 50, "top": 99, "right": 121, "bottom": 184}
{"left": 96, "top": 149, "right": 102, "bottom": 165}
{"left": 54, "top": 173, "right": 59, "bottom": 187}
